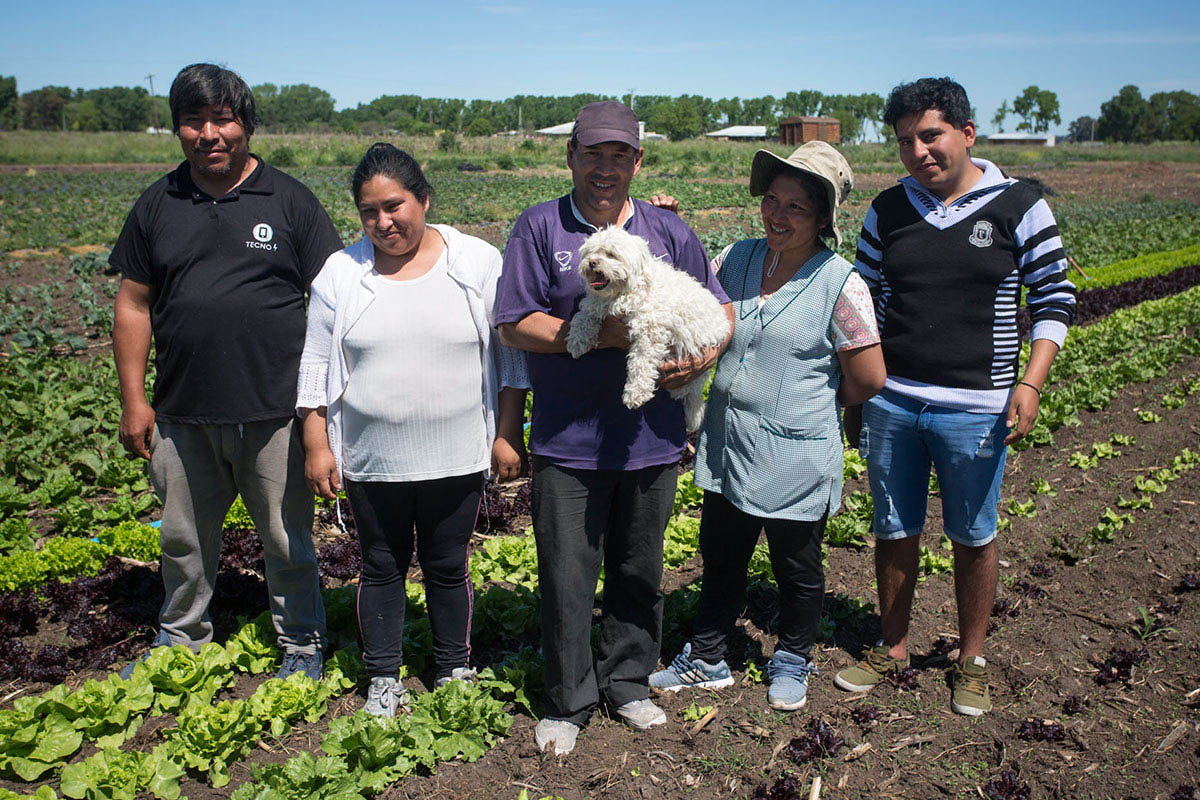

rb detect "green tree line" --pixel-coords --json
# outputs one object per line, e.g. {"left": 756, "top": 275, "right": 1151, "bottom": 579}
{"left": 0, "top": 76, "right": 886, "bottom": 141}
{"left": 5, "top": 75, "right": 1196, "bottom": 145}
{"left": 4, "top": 83, "right": 166, "bottom": 132}
{"left": 1068, "top": 85, "right": 1200, "bottom": 143}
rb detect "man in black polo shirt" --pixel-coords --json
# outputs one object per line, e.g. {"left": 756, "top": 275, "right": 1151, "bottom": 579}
{"left": 111, "top": 64, "right": 342, "bottom": 680}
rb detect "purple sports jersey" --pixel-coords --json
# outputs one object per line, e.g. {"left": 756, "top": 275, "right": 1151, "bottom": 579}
{"left": 495, "top": 195, "right": 729, "bottom": 470}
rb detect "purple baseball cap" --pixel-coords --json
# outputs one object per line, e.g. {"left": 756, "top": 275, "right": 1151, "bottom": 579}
{"left": 571, "top": 101, "right": 640, "bottom": 149}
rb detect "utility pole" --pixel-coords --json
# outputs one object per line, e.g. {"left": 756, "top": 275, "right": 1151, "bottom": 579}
{"left": 145, "top": 73, "right": 158, "bottom": 128}
{"left": 627, "top": 88, "right": 636, "bottom": 112}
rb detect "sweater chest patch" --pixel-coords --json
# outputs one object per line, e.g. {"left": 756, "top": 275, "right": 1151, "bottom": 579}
{"left": 968, "top": 220, "right": 994, "bottom": 248}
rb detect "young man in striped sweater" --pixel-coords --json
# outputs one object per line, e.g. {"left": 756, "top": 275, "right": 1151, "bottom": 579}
{"left": 835, "top": 77, "right": 1076, "bottom": 715}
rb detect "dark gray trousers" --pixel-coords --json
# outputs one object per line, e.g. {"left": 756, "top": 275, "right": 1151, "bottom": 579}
{"left": 149, "top": 418, "right": 325, "bottom": 653}
{"left": 531, "top": 456, "right": 677, "bottom": 726}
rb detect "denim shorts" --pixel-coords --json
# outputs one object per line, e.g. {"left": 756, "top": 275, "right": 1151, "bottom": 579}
{"left": 860, "top": 389, "right": 1007, "bottom": 547}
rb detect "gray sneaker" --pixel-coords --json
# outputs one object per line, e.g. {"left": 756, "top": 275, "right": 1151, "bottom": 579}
{"left": 613, "top": 698, "right": 667, "bottom": 730}
{"left": 276, "top": 648, "right": 323, "bottom": 681}
{"left": 650, "top": 643, "right": 735, "bottom": 692}
{"left": 534, "top": 718, "right": 580, "bottom": 755}
{"left": 767, "top": 649, "right": 817, "bottom": 711}
{"left": 364, "top": 677, "right": 409, "bottom": 718}
{"left": 434, "top": 666, "right": 478, "bottom": 688}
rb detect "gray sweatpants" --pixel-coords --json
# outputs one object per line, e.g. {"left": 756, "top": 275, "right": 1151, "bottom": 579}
{"left": 149, "top": 417, "right": 326, "bottom": 653}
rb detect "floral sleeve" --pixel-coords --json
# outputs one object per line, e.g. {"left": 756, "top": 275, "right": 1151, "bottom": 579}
{"left": 830, "top": 271, "right": 880, "bottom": 351}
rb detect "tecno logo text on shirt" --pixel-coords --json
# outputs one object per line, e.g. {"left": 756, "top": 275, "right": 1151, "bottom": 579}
{"left": 246, "top": 222, "right": 279, "bottom": 251}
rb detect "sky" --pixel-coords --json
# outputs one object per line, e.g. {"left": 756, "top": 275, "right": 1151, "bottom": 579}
{"left": 2, "top": 0, "right": 1198, "bottom": 136}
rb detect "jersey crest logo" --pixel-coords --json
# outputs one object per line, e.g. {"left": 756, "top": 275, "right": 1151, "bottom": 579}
{"left": 968, "top": 220, "right": 994, "bottom": 248}
{"left": 554, "top": 250, "right": 573, "bottom": 271}
{"left": 252, "top": 223, "right": 274, "bottom": 243}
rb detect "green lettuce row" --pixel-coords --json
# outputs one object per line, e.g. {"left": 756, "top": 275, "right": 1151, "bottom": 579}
{"left": 0, "top": 787, "right": 57, "bottom": 800}
{"left": 0, "top": 349, "right": 152, "bottom": 532}
{"left": 55, "top": 670, "right": 344, "bottom": 797}
{"left": 1075, "top": 244, "right": 1200, "bottom": 290}
{"left": 0, "top": 610, "right": 362, "bottom": 790}
{"left": 0, "top": 520, "right": 159, "bottom": 591}
{"left": 1014, "top": 285, "right": 1200, "bottom": 450}
{"left": 232, "top": 679, "right": 513, "bottom": 799}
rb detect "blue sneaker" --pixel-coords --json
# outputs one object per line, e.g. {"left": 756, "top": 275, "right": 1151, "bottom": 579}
{"left": 118, "top": 629, "right": 173, "bottom": 680}
{"left": 767, "top": 650, "right": 817, "bottom": 711}
{"left": 650, "top": 643, "right": 735, "bottom": 692}
{"left": 276, "top": 648, "right": 323, "bottom": 681}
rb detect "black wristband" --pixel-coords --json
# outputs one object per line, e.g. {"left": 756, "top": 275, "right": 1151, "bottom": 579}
{"left": 1018, "top": 380, "right": 1043, "bottom": 398}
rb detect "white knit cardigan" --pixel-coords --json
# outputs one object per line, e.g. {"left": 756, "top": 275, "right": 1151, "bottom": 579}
{"left": 296, "top": 223, "right": 528, "bottom": 479}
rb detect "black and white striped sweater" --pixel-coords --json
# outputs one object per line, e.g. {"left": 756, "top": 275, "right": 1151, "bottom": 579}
{"left": 854, "top": 159, "right": 1077, "bottom": 413}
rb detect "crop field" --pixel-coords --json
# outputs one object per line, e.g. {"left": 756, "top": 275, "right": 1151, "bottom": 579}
{"left": 0, "top": 133, "right": 1198, "bottom": 800}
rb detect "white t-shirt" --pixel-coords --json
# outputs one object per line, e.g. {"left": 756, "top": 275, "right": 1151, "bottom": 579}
{"left": 340, "top": 250, "right": 488, "bottom": 481}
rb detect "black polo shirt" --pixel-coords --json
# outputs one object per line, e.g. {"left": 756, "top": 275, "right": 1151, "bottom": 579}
{"left": 110, "top": 157, "right": 343, "bottom": 424}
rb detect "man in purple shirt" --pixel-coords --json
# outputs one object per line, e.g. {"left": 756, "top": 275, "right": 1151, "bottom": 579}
{"left": 495, "top": 101, "right": 732, "bottom": 754}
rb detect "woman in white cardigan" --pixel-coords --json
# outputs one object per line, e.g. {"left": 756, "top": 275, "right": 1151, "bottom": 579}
{"left": 297, "top": 143, "right": 527, "bottom": 717}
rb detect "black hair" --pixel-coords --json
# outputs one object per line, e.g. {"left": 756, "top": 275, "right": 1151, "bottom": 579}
{"left": 883, "top": 77, "right": 972, "bottom": 131}
{"left": 169, "top": 63, "right": 257, "bottom": 135}
{"left": 351, "top": 143, "right": 432, "bottom": 205}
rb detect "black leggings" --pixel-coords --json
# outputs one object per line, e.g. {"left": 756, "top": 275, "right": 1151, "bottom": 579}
{"left": 345, "top": 472, "right": 482, "bottom": 679}
{"left": 690, "top": 491, "right": 826, "bottom": 663}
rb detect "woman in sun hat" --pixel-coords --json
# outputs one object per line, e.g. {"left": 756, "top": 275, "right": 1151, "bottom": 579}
{"left": 651, "top": 141, "right": 886, "bottom": 711}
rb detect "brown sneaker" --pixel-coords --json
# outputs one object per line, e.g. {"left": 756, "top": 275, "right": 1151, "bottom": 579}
{"left": 834, "top": 643, "right": 910, "bottom": 692}
{"left": 950, "top": 656, "right": 991, "bottom": 716}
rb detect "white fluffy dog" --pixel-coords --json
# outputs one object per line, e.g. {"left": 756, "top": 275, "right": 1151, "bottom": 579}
{"left": 567, "top": 226, "right": 730, "bottom": 432}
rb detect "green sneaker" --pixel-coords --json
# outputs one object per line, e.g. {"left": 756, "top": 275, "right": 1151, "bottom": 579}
{"left": 950, "top": 656, "right": 991, "bottom": 716}
{"left": 834, "top": 643, "right": 909, "bottom": 692}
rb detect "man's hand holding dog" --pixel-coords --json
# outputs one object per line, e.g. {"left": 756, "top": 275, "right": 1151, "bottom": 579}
{"left": 595, "top": 315, "right": 631, "bottom": 350}
{"left": 658, "top": 347, "right": 719, "bottom": 389}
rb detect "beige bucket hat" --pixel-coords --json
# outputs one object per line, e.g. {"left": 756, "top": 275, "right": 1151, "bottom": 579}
{"left": 749, "top": 141, "right": 854, "bottom": 246}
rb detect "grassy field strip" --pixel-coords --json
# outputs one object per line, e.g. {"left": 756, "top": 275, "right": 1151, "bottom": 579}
{"left": 5, "top": 132, "right": 1200, "bottom": 170}
{"left": 4, "top": 163, "right": 1200, "bottom": 262}
{"left": 1016, "top": 285, "right": 1200, "bottom": 449}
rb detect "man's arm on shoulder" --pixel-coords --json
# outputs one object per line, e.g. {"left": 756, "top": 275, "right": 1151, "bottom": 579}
{"left": 113, "top": 278, "right": 156, "bottom": 459}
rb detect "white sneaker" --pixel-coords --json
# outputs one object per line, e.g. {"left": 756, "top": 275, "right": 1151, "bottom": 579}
{"left": 434, "top": 666, "right": 478, "bottom": 688}
{"left": 534, "top": 718, "right": 580, "bottom": 755}
{"left": 613, "top": 698, "right": 667, "bottom": 730}
{"left": 364, "top": 677, "right": 408, "bottom": 718}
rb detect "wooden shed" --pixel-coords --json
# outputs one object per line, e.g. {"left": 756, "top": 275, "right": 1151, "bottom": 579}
{"left": 778, "top": 116, "right": 841, "bottom": 145}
